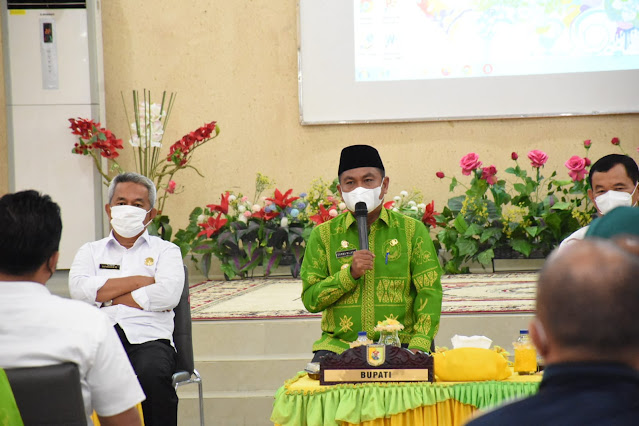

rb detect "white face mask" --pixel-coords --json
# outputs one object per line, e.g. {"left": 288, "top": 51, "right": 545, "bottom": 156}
{"left": 341, "top": 185, "right": 383, "bottom": 213}
{"left": 110, "top": 205, "right": 151, "bottom": 238}
{"left": 594, "top": 184, "right": 638, "bottom": 215}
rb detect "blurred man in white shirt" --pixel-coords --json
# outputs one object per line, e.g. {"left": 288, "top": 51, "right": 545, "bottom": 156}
{"left": 0, "top": 190, "right": 145, "bottom": 426}
{"left": 70, "top": 172, "right": 184, "bottom": 426}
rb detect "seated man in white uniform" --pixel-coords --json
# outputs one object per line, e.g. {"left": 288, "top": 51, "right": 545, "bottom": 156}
{"left": 70, "top": 172, "right": 184, "bottom": 426}
{"left": 0, "top": 190, "right": 145, "bottom": 426}
{"left": 558, "top": 154, "right": 639, "bottom": 251}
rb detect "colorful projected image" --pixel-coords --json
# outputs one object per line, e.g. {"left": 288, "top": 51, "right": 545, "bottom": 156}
{"left": 354, "top": 0, "right": 639, "bottom": 81}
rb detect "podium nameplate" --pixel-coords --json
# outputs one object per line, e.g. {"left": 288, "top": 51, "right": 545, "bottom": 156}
{"left": 320, "top": 345, "right": 434, "bottom": 385}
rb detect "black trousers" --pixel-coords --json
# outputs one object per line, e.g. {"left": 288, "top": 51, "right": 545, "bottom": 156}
{"left": 115, "top": 324, "right": 178, "bottom": 426}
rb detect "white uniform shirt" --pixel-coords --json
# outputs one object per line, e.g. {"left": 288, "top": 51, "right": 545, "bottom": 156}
{"left": 69, "top": 231, "right": 184, "bottom": 345}
{"left": 557, "top": 225, "right": 590, "bottom": 252}
{"left": 0, "top": 281, "right": 146, "bottom": 424}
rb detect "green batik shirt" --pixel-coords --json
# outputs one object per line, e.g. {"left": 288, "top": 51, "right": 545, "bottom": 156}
{"left": 301, "top": 208, "right": 443, "bottom": 354}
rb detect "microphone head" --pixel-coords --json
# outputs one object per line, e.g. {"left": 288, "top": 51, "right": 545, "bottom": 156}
{"left": 354, "top": 202, "right": 368, "bottom": 217}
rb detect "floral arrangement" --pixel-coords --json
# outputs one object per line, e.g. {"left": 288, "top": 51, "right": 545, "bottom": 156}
{"left": 433, "top": 140, "right": 600, "bottom": 274}
{"left": 69, "top": 89, "right": 220, "bottom": 238}
{"left": 374, "top": 318, "right": 405, "bottom": 332}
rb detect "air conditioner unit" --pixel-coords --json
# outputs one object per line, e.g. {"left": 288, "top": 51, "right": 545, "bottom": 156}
{"left": 2, "top": 0, "right": 105, "bottom": 268}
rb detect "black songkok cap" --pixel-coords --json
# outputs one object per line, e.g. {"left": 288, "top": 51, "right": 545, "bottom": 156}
{"left": 338, "top": 145, "right": 385, "bottom": 176}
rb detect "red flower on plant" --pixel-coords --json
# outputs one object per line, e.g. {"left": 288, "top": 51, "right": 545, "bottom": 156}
{"left": 197, "top": 213, "right": 228, "bottom": 238}
{"left": 481, "top": 165, "right": 498, "bottom": 185}
{"left": 611, "top": 137, "right": 620, "bottom": 145}
{"left": 384, "top": 201, "right": 395, "bottom": 209}
{"left": 527, "top": 150, "right": 548, "bottom": 168}
{"left": 584, "top": 157, "right": 591, "bottom": 167}
{"left": 565, "top": 155, "right": 589, "bottom": 182}
{"left": 207, "top": 191, "right": 230, "bottom": 215}
{"left": 168, "top": 120, "right": 217, "bottom": 166}
{"left": 436, "top": 171, "right": 445, "bottom": 179}
{"left": 511, "top": 152, "right": 518, "bottom": 160}
{"left": 266, "top": 188, "right": 299, "bottom": 210}
{"left": 166, "top": 180, "right": 176, "bottom": 194}
{"left": 421, "top": 201, "right": 439, "bottom": 228}
{"left": 252, "top": 208, "right": 279, "bottom": 221}
{"left": 309, "top": 205, "right": 335, "bottom": 225}
{"left": 460, "top": 153, "right": 482, "bottom": 176}
{"left": 69, "top": 118, "right": 123, "bottom": 159}
{"left": 584, "top": 139, "right": 592, "bottom": 148}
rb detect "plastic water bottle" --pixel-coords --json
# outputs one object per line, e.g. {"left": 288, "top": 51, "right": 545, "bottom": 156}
{"left": 356, "top": 331, "right": 369, "bottom": 344}
{"left": 513, "top": 329, "right": 537, "bottom": 374}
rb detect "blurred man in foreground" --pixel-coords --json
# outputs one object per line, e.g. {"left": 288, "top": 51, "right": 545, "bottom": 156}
{"left": 467, "top": 239, "right": 639, "bottom": 426}
{"left": 0, "top": 190, "right": 144, "bottom": 425}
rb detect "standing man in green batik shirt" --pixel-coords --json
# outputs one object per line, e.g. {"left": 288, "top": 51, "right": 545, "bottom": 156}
{"left": 301, "top": 145, "right": 443, "bottom": 362}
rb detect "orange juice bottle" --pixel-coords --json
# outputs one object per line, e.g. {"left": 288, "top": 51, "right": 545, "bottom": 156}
{"left": 513, "top": 329, "right": 537, "bottom": 375}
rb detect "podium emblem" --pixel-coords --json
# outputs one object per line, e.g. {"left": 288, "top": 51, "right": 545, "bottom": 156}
{"left": 366, "top": 344, "right": 386, "bottom": 366}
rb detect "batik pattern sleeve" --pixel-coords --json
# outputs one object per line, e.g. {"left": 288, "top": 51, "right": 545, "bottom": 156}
{"left": 301, "top": 223, "right": 361, "bottom": 313}
{"left": 407, "top": 222, "right": 443, "bottom": 352}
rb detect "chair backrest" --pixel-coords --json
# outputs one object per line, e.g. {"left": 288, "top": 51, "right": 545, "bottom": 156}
{"left": 5, "top": 362, "right": 87, "bottom": 426}
{"left": 173, "top": 266, "right": 195, "bottom": 374}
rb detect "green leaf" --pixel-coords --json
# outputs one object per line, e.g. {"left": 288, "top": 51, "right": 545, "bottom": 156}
{"left": 525, "top": 226, "right": 540, "bottom": 237}
{"left": 449, "top": 177, "right": 458, "bottom": 192}
{"left": 505, "top": 167, "right": 516, "bottom": 174}
{"left": 510, "top": 239, "right": 533, "bottom": 257}
{"left": 551, "top": 201, "right": 571, "bottom": 210}
{"left": 477, "top": 249, "right": 494, "bottom": 265}
{"left": 464, "top": 223, "right": 483, "bottom": 237}
{"left": 453, "top": 214, "right": 469, "bottom": 234}
{"left": 480, "top": 227, "right": 502, "bottom": 243}
{"left": 455, "top": 238, "right": 478, "bottom": 257}
{"left": 514, "top": 183, "right": 528, "bottom": 195}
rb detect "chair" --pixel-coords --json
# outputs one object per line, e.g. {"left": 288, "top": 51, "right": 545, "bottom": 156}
{"left": 5, "top": 362, "right": 87, "bottom": 426}
{"left": 172, "top": 266, "right": 204, "bottom": 426}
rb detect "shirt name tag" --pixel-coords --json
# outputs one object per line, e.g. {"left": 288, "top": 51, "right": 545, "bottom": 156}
{"left": 99, "top": 263, "right": 120, "bottom": 270}
{"left": 336, "top": 249, "right": 355, "bottom": 259}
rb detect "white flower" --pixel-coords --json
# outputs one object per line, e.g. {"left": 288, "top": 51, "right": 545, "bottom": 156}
{"left": 252, "top": 204, "right": 261, "bottom": 213}
{"left": 149, "top": 103, "right": 162, "bottom": 120}
{"left": 228, "top": 194, "right": 237, "bottom": 202}
{"left": 400, "top": 191, "right": 408, "bottom": 197}
{"left": 129, "top": 135, "right": 140, "bottom": 147}
{"left": 393, "top": 207, "right": 399, "bottom": 212}
{"left": 338, "top": 202, "right": 346, "bottom": 210}
{"left": 281, "top": 217, "right": 289, "bottom": 228}
{"left": 393, "top": 196, "right": 401, "bottom": 202}
{"left": 417, "top": 203, "right": 426, "bottom": 210}
{"left": 329, "top": 209, "right": 338, "bottom": 217}
{"left": 238, "top": 205, "right": 246, "bottom": 213}
{"left": 238, "top": 214, "right": 248, "bottom": 223}
{"left": 408, "top": 200, "right": 417, "bottom": 207}
{"left": 197, "top": 214, "right": 208, "bottom": 224}
{"left": 410, "top": 206, "right": 418, "bottom": 211}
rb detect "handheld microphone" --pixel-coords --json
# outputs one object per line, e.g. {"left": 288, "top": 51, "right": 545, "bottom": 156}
{"left": 354, "top": 202, "right": 369, "bottom": 250}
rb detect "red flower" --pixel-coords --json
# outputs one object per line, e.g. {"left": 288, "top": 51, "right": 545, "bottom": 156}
{"left": 436, "top": 171, "right": 445, "bottom": 179}
{"left": 527, "top": 150, "right": 548, "bottom": 168}
{"left": 166, "top": 180, "right": 176, "bottom": 194}
{"left": 511, "top": 152, "right": 518, "bottom": 160}
{"left": 460, "top": 153, "right": 482, "bottom": 176}
{"left": 252, "top": 208, "right": 279, "bottom": 221}
{"left": 565, "top": 156, "right": 589, "bottom": 182}
{"left": 384, "top": 201, "right": 395, "bottom": 209}
{"left": 207, "top": 191, "right": 230, "bottom": 215}
{"left": 266, "top": 188, "right": 299, "bottom": 210}
{"left": 584, "top": 157, "right": 591, "bottom": 167}
{"left": 309, "top": 205, "right": 334, "bottom": 225}
{"left": 69, "top": 118, "right": 123, "bottom": 159}
{"left": 481, "top": 165, "right": 498, "bottom": 185}
{"left": 197, "top": 213, "right": 228, "bottom": 238}
{"left": 583, "top": 139, "right": 592, "bottom": 148}
{"left": 611, "top": 137, "right": 620, "bottom": 145}
{"left": 167, "top": 120, "right": 217, "bottom": 166}
{"left": 421, "top": 201, "right": 439, "bottom": 228}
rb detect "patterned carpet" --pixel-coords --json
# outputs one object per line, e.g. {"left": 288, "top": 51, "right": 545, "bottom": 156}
{"left": 189, "top": 273, "right": 537, "bottom": 321}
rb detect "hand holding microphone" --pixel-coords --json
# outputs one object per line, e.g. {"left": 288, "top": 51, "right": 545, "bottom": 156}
{"left": 351, "top": 202, "right": 375, "bottom": 279}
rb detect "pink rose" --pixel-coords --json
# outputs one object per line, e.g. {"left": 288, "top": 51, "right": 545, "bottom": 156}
{"left": 583, "top": 139, "right": 591, "bottom": 148}
{"left": 565, "top": 155, "right": 588, "bottom": 181}
{"left": 460, "top": 153, "right": 482, "bottom": 176}
{"left": 436, "top": 171, "right": 445, "bottom": 179}
{"left": 481, "top": 165, "right": 498, "bottom": 185}
{"left": 511, "top": 152, "right": 518, "bottom": 160}
{"left": 611, "top": 137, "right": 620, "bottom": 145}
{"left": 584, "top": 157, "right": 591, "bottom": 167}
{"left": 167, "top": 180, "right": 176, "bottom": 194}
{"left": 528, "top": 150, "right": 548, "bottom": 168}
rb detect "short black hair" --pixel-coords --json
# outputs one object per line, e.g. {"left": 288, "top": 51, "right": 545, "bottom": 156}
{"left": 0, "top": 190, "right": 62, "bottom": 276}
{"left": 588, "top": 154, "right": 639, "bottom": 189}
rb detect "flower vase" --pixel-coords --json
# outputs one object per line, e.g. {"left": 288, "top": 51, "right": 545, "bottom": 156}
{"left": 378, "top": 330, "right": 401, "bottom": 347}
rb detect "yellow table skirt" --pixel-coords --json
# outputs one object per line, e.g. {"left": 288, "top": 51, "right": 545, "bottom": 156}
{"left": 91, "top": 403, "right": 144, "bottom": 425}
{"left": 271, "top": 373, "right": 541, "bottom": 426}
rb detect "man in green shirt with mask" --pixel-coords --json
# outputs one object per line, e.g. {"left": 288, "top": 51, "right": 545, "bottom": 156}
{"left": 301, "top": 145, "right": 443, "bottom": 362}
